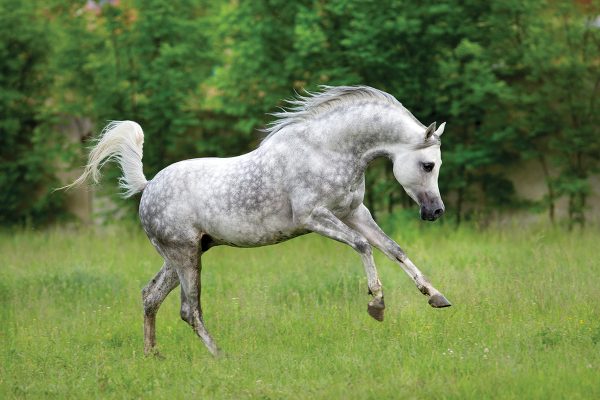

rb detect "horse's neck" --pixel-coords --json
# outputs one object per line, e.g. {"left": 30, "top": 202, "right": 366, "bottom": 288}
{"left": 306, "top": 102, "right": 420, "bottom": 166}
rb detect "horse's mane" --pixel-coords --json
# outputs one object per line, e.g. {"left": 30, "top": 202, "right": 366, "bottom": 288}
{"left": 260, "top": 85, "right": 426, "bottom": 145}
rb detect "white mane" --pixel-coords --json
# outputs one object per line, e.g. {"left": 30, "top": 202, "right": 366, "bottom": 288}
{"left": 261, "top": 85, "right": 425, "bottom": 145}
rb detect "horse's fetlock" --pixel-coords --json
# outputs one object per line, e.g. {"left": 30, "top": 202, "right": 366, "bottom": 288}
{"left": 417, "top": 284, "right": 430, "bottom": 296}
{"left": 374, "top": 286, "right": 383, "bottom": 296}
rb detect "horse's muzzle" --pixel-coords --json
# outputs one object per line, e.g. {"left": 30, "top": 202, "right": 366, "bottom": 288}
{"left": 420, "top": 206, "right": 445, "bottom": 221}
{"left": 418, "top": 192, "right": 445, "bottom": 221}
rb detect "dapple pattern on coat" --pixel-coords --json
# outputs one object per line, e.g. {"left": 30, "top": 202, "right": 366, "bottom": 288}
{"left": 66, "top": 86, "right": 451, "bottom": 357}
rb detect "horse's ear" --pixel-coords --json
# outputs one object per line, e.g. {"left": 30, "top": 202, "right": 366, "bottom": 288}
{"left": 435, "top": 122, "right": 446, "bottom": 137}
{"left": 425, "top": 122, "right": 437, "bottom": 140}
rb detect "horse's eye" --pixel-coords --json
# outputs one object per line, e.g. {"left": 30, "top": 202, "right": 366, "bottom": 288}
{"left": 422, "top": 162, "right": 435, "bottom": 172}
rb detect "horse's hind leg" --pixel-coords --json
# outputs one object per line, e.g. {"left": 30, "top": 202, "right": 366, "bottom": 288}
{"left": 142, "top": 262, "right": 179, "bottom": 355}
{"left": 159, "top": 239, "right": 220, "bottom": 356}
{"left": 177, "top": 252, "right": 220, "bottom": 356}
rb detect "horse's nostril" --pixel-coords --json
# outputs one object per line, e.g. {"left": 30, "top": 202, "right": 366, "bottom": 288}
{"left": 434, "top": 208, "right": 444, "bottom": 217}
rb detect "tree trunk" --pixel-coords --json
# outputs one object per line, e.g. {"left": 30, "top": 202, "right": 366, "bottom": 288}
{"left": 538, "top": 155, "right": 555, "bottom": 224}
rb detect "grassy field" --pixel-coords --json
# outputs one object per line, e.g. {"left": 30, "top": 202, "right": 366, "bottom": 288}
{"left": 1, "top": 221, "right": 599, "bottom": 399}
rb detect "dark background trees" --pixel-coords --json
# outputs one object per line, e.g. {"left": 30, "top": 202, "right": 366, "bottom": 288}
{"left": 1, "top": 0, "right": 599, "bottom": 227}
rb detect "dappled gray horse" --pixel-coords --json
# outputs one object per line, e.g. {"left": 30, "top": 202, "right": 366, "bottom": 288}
{"left": 67, "top": 86, "right": 451, "bottom": 356}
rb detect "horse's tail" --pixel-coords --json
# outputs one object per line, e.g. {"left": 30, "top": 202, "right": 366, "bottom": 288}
{"left": 59, "top": 121, "right": 148, "bottom": 198}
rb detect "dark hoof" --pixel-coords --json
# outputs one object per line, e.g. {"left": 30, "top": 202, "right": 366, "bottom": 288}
{"left": 145, "top": 349, "right": 165, "bottom": 360}
{"left": 428, "top": 294, "right": 452, "bottom": 308}
{"left": 367, "top": 298, "right": 385, "bottom": 322}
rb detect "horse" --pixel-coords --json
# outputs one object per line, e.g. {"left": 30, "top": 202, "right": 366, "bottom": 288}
{"left": 65, "top": 86, "right": 451, "bottom": 356}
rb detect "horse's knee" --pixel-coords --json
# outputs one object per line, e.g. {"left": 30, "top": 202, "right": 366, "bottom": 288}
{"left": 389, "top": 243, "right": 406, "bottom": 262}
{"left": 354, "top": 237, "right": 371, "bottom": 254}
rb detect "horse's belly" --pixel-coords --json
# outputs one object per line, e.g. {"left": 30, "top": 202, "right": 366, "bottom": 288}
{"left": 204, "top": 214, "right": 307, "bottom": 247}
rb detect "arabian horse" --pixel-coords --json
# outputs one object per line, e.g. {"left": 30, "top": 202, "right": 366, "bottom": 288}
{"left": 65, "top": 86, "right": 451, "bottom": 356}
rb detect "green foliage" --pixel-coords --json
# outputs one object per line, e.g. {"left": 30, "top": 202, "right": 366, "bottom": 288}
{"left": 0, "top": 1, "right": 66, "bottom": 225}
{"left": 497, "top": 0, "right": 600, "bottom": 226}
{"left": 1, "top": 0, "right": 598, "bottom": 226}
{"left": 50, "top": 0, "right": 218, "bottom": 175}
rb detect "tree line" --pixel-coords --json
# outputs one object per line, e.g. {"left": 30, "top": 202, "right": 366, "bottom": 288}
{"left": 1, "top": 0, "right": 599, "bottom": 227}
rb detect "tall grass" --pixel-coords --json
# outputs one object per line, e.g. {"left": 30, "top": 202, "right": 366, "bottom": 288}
{"left": 0, "top": 222, "right": 598, "bottom": 399}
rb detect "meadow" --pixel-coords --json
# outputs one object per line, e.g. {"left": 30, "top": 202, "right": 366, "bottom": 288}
{"left": 1, "top": 220, "right": 599, "bottom": 399}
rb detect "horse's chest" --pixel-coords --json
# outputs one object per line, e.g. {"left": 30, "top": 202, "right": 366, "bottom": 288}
{"left": 328, "top": 182, "right": 364, "bottom": 216}
{"left": 312, "top": 168, "right": 364, "bottom": 216}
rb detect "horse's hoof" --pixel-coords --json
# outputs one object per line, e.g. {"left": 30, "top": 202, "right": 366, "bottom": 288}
{"left": 428, "top": 294, "right": 452, "bottom": 308}
{"left": 145, "top": 349, "right": 165, "bottom": 360}
{"left": 367, "top": 298, "right": 385, "bottom": 321}
{"left": 212, "top": 348, "right": 226, "bottom": 359}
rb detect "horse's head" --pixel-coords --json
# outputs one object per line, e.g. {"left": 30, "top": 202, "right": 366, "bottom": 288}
{"left": 392, "top": 122, "right": 446, "bottom": 221}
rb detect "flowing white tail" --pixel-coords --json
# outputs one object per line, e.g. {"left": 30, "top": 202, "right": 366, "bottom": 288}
{"left": 62, "top": 121, "right": 147, "bottom": 198}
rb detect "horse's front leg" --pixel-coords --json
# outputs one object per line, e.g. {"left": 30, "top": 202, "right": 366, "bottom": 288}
{"left": 299, "top": 206, "right": 385, "bottom": 321}
{"left": 344, "top": 204, "right": 451, "bottom": 308}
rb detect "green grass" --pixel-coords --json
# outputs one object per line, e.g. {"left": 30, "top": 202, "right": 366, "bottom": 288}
{"left": 1, "top": 222, "right": 599, "bottom": 399}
